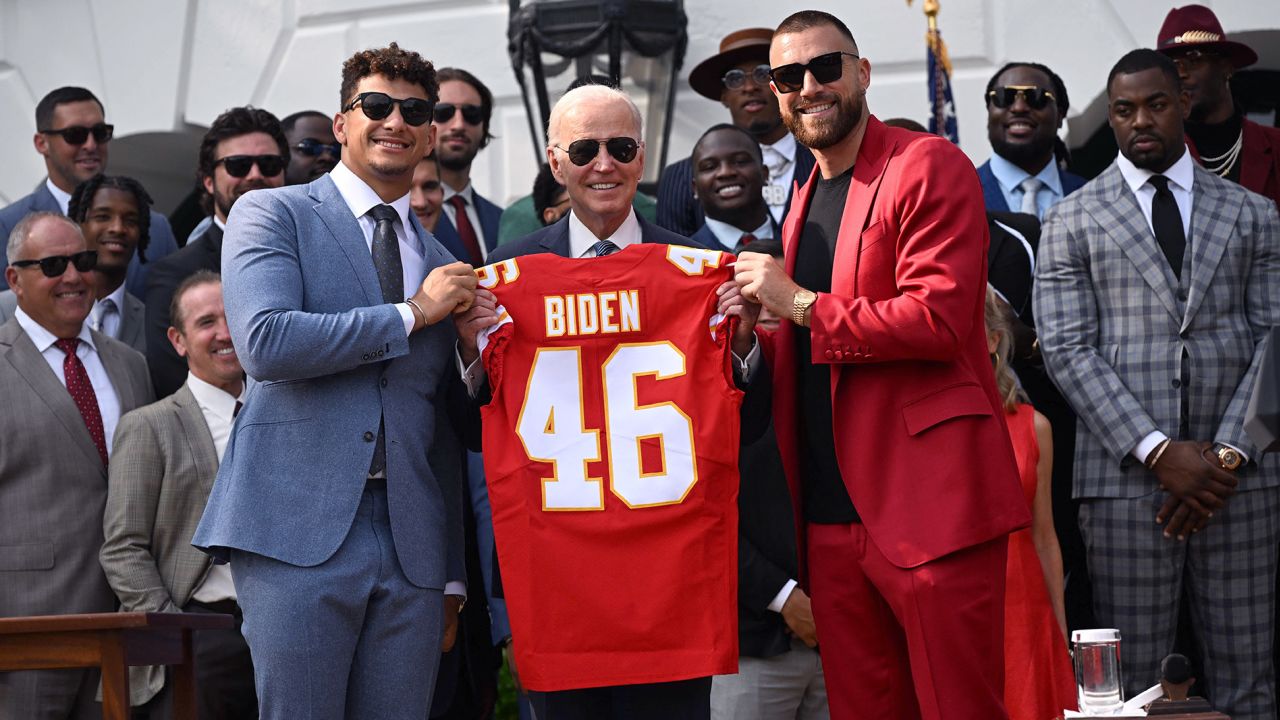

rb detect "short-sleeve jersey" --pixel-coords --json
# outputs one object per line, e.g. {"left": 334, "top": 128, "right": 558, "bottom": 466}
{"left": 477, "top": 243, "right": 743, "bottom": 691}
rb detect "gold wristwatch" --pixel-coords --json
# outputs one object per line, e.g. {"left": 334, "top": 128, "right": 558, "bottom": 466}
{"left": 792, "top": 289, "right": 817, "bottom": 327}
{"left": 1215, "top": 445, "right": 1243, "bottom": 471}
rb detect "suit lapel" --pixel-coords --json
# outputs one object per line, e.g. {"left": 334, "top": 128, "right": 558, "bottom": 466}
{"left": 1089, "top": 166, "right": 1181, "bottom": 321}
{"left": 1239, "top": 121, "right": 1272, "bottom": 201}
{"left": 833, "top": 118, "right": 895, "bottom": 298}
{"left": 2, "top": 322, "right": 103, "bottom": 468}
{"left": 95, "top": 331, "right": 141, "bottom": 410}
{"left": 120, "top": 293, "right": 145, "bottom": 350}
{"left": 542, "top": 218, "right": 572, "bottom": 257}
{"left": 171, "top": 384, "right": 219, "bottom": 495}
{"left": 308, "top": 176, "right": 381, "bottom": 306}
{"left": 33, "top": 183, "right": 61, "bottom": 213}
{"left": 1182, "top": 168, "right": 1240, "bottom": 328}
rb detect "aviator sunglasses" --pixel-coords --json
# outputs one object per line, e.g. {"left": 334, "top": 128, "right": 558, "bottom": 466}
{"left": 769, "top": 51, "right": 860, "bottom": 94}
{"left": 10, "top": 250, "right": 98, "bottom": 278}
{"left": 293, "top": 138, "right": 341, "bottom": 157}
{"left": 986, "top": 86, "right": 1056, "bottom": 110}
{"left": 215, "top": 154, "right": 287, "bottom": 178}
{"left": 343, "top": 91, "right": 433, "bottom": 126}
{"left": 433, "top": 103, "right": 484, "bottom": 125}
{"left": 39, "top": 123, "right": 114, "bottom": 145}
{"left": 723, "top": 64, "right": 773, "bottom": 90}
{"left": 554, "top": 137, "right": 641, "bottom": 166}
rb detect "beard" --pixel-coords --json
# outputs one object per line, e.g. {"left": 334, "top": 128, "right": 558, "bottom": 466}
{"left": 214, "top": 179, "right": 272, "bottom": 219}
{"left": 783, "top": 88, "right": 863, "bottom": 150}
{"left": 990, "top": 133, "right": 1053, "bottom": 170}
{"left": 438, "top": 138, "right": 479, "bottom": 172}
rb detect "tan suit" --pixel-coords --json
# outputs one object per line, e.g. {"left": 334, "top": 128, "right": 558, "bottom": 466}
{"left": 0, "top": 317, "right": 153, "bottom": 719}
{"left": 101, "top": 382, "right": 221, "bottom": 705}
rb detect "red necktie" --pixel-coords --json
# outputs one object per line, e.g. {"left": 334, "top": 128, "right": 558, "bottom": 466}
{"left": 448, "top": 195, "right": 485, "bottom": 266}
{"left": 54, "top": 338, "right": 108, "bottom": 467}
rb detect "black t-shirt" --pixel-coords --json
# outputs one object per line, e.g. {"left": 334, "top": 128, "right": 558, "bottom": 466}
{"left": 792, "top": 168, "right": 860, "bottom": 524}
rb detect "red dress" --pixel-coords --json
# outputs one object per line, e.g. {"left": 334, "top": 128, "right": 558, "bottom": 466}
{"left": 1003, "top": 404, "right": 1077, "bottom": 719}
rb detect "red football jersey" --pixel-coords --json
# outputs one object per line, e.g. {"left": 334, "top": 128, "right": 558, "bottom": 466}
{"left": 478, "top": 243, "right": 743, "bottom": 691}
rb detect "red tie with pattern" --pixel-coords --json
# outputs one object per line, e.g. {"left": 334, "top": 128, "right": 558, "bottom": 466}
{"left": 54, "top": 338, "right": 108, "bottom": 467}
{"left": 448, "top": 195, "right": 485, "bottom": 266}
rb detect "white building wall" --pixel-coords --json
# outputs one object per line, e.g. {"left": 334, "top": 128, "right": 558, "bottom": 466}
{"left": 0, "top": 0, "right": 1276, "bottom": 210}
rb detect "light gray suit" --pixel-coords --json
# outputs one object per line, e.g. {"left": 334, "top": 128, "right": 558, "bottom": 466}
{"left": 100, "top": 382, "right": 221, "bottom": 706}
{"left": 0, "top": 288, "right": 145, "bottom": 354}
{"left": 1034, "top": 160, "right": 1280, "bottom": 718}
{"left": 0, "top": 317, "right": 154, "bottom": 719}
{"left": 192, "top": 174, "right": 467, "bottom": 719}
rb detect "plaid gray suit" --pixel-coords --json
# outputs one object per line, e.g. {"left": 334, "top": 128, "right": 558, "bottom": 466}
{"left": 1033, "top": 160, "right": 1280, "bottom": 719}
{"left": 100, "top": 382, "right": 221, "bottom": 706}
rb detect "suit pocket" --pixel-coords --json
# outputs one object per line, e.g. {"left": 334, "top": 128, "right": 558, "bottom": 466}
{"left": 859, "top": 220, "right": 888, "bottom": 253}
{"left": 0, "top": 542, "right": 54, "bottom": 571}
{"left": 902, "top": 383, "right": 993, "bottom": 436}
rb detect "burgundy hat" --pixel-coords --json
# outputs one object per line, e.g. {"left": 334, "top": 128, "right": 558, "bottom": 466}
{"left": 688, "top": 28, "right": 774, "bottom": 101}
{"left": 1156, "top": 4, "right": 1258, "bottom": 69}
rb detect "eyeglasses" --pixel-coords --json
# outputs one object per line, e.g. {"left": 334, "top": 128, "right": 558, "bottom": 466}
{"left": 1168, "top": 49, "right": 1217, "bottom": 72}
{"left": 769, "top": 51, "right": 860, "bottom": 94}
{"left": 723, "top": 64, "right": 773, "bottom": 90}
{"left": 10, "top": 250, "right": 98, "bottom": 278}
{"left": 293, "top": 138, "right": 341, "bottom": 157}
{"left": 39, "top": 123, "right": 114, "bottom": 145}
{"left": 215, "top": 155, "right": 287, "bottom": 178}
{"left": 986, "top": 86, "right": 1056, "bottom": 110}
{"left": 343, "top": 92, "right": 433, "bottom": 126}
{"left": 553, "top": 137, "right": 641, "bottom": 167}
{"left": 433, "top": 103, "right": 484, "bottom": 125}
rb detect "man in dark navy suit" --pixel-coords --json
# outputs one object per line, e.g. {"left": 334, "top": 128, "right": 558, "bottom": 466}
{"left": 688, "top": 124, "right": 779, "bottom": 253}
{"left": 432, "top": 67, "right": 504, "bottom": 265}
{"left": 977, "top": 62, "right": 1086, "bottom": 219}
{"left": 656, "top": 28, "right": 816, "bottom": 237}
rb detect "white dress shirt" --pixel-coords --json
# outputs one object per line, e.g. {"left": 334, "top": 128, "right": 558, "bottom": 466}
{"left": 566, "top": 207, "right": 643, "bottom": 257}
{"left": 1115, "top": 145, "right": 1195, "bottom": 241}
{"left": 187, "top": 371, "right": 242, "bottom": 603}
{"left": 14, "top": 307, "right": 122, "bottom": 455}
{"left": 760, "top": 134, "right": 797, "bottom": 224}
{"left": 442, "top": 181, "right": 490, "bottom": 259}
{"left": 329, "top": 162, "right": 467, "bottom": 600}
{"left": 702, "top": 215, "right": 775, "bottom": 252}
{"left": 329, "top": 161, "right": 424, "bottom": 335}
{"left": 46, "top": 178, "right": 72, "bottom": 214}
{"left": 91, "top": 283, "right": 128, "bottom": 339}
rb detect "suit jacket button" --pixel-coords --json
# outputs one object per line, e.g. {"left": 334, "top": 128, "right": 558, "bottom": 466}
{"left": 1171, "top": 379, "right": 1181, "bottom": 389}
{"left": 825, "top": 350, "right": 835, "bottom": 360}
{"left": 381, "top": 377, "right": 389, "bottom": 388}
{"left": 361, "top": 353, "right": 369, "bottom": 361}
{"left": 833, "top": 350, "right": 844, "bottom": 360}
{"left": 363, "top": 431, "right": 375, "bottom": 442}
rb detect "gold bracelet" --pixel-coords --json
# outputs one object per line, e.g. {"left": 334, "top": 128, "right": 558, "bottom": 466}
{"left": 404, "top": 298, "right": 427, "bottom": 328}
{"left": 1146, "top": 438, "right": 1172, "bottom": 470}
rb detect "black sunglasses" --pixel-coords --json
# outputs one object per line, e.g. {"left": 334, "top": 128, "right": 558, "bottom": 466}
{"left": 10, "top": 250, "right": 98, "bottom": 278}
{"left": 554, "top": 137, "right": 641, "bottom": 167}
{"left": 344, "top": 91, "right": 433, "bottom": 126}
{"left": 986, "top": 85, "right": 1056, "bottom": 110}
{"left": 433, "top": 103, "right": 484, "bottom": 125}
{"left": 39, "top": 123, "right": 114, "bottom": 145}
{"left": 769, "top": 51, "right": 860, "bottom": 94}
{"left": 215, "top": 154, "right": 287, "bottom": 178}
{"left": 293, "top": 138, "right": 341, "bottom": 157}
{"left": 723, "top": 64, "right": 772, "bottom": 90}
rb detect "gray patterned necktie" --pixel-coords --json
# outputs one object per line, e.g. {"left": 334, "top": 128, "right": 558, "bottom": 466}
{"left": 368, "top": 204, "right": 404, "bottom": 302}
{"left": 1019, "top": 177, "right": 1043, "bottom": 217}
{"left": 590, "top": 239, "right": 620, "bottom": 257}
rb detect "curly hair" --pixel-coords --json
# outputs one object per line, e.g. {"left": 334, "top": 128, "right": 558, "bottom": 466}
{"left": 340, "top": 42, "right": 438, "bottom": 112}
{"left": 985, "top": 61, "right": 1071, "bottom": 117}
{"left": 67, "top": 175, "right": 154, "bottom": 263}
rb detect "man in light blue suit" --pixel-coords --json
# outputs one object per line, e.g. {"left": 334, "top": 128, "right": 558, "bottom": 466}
{"left": 193, "top": 43, "right": 480, "bottom": 719}
{"left": 0, "top": 86, "right": 178, "bottom": 297}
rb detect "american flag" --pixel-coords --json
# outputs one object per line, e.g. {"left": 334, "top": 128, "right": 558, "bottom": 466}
{"left": 927, "top": 27, "right": 959, "bottom": 144}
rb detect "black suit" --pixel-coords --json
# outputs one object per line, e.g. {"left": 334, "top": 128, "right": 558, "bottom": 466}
{"left": 144, "top": 223, "right": 223, "bottom": 398}
{"left": 486, "top": 212, "right": 713, "bottom": 720}
{"left": 655, "top": 142, "right": 816, "bottom": 237}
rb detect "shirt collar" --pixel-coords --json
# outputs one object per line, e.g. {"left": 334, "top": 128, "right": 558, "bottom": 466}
{"left": 185, "top": 371, "right": 241, "bottom": 424}
{"left": 567, "top": 207, "right": 642, "bottom": 258}
{"left": 442, "top": 180, "right": 474, "bottom": 205}
{"left": 1116, "top": 145, "right": 1195, "bottom": 195}
{"left": 761, "top": 133, "right": 797, "bottom": 163}
{"left": 702, "top": 215, "right": 775, "bottom": 251}
{"left": 45, "top": 179, "right": 72, "bottom": 214}
{"left": 213, "top": 215, "right": 227, "bottom": 232}
{"left": 14, "top": 306, "right": 94, "bottom": 354}
{"left": 330, "top": 161, "right": 417, "bottom": 246}
{"left": 97, "top": 283, "right": 127, "bottom": 312}
{"left": 988, "top": 152, "right": 1063, "bottom": 196}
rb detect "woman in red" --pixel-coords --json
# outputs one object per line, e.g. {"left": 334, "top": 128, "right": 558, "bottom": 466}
{"left": 986, "top": 289, "right": 1077, "bottom": 718}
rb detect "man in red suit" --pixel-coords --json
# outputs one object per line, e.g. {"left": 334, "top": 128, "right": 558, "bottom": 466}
{"left": 732, "top": 11, "right": 1030, "bottom": 720}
